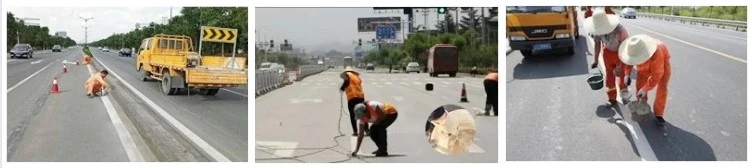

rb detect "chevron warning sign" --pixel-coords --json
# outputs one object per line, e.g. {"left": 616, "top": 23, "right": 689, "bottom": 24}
{"left": 201, "top": 26, "right": 238, "bottom": 43}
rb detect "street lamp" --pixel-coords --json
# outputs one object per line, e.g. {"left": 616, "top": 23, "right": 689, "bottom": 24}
{"left": 79, "top": 17, "right": 93, "bottom": 47}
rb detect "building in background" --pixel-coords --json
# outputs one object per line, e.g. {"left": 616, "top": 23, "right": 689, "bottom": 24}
{"left": 55, "top": 31, "right": 68, "bottom": 38}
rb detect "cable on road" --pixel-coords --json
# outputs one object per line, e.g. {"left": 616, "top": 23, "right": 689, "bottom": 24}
{"left": 254, "top": 92, "right": 368, "bottom": 163}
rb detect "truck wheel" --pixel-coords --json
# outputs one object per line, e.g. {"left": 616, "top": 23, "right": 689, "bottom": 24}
{"left": 521, "top": 50, "right": 533, "bottom": 57}
{"left": 161, "top": 72, "right": 177, "bottom": 95}
{"left": 206, "top": 89, "right": 220, "bottom": 95}
{"left": 567, "top": 46, "right": 575, "bottom": 55}
{"left": 140, "top": 67, "right": 150, "bottom": 81}
{"left": 449, "top": 73, "right": 457, "bottom": 77}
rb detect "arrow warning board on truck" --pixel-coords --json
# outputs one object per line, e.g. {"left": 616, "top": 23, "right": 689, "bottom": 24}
{"left": 201, "top": 26, "right": 238, "bottom": 43}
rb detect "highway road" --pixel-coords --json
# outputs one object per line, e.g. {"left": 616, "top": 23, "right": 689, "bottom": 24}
{"left": 506, "top": 12, "right": 746, "bottom": 160}
{"left": 255, "top": 69, "right": 498, "bottom": 163}
{"left": 6, "top": 47, "right": 248, "bottom": 161}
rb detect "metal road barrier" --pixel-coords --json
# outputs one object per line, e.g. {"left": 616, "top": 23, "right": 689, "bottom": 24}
{"left": 633, "top": 11, "right": 747, "bottom": 31}
{"left": 295, "top": 65, "right": 326, "bottom": 81}
{"left": 255, "top": 70, "right": 291, "bottom": 97}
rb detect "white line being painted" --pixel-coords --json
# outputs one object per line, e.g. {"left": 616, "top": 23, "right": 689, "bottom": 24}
{"left": 93, "top": 57, "right": 231, "bottom": 161}
{"left": 624, "top": 22, "right": 746, "bottom": 63}
{"left": 7, "top": 63, "right": 52, "bottom": 93}
{"left": 30, "top": 60, "right": 43, "bottom": 64}
{"left": 467, "top": 143, "right": 486, "bottom": 153}
{"left": 85, "top": 64, "right": 145, "bottom": 162}
{"left": 393, "top": 96, "right": 405, "bottom": 102}
{"left": 221, "top": 88, "right": 248, "bottom": 98}
{"left": 256, "top": 141, "right": 298, "bottom": 157}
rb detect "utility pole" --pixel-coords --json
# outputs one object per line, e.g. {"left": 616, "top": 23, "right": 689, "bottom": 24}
{"left": 79, "top": 17, "right": 93, "bottom": 47}
{"left": 16, "top": 30, "right": 20, "bottom": 44}
{"left": 482, "top": 7, "right": 486, "bottom": 44}
{"left": 455, "top": 8, "right": 459, "bottom": 35}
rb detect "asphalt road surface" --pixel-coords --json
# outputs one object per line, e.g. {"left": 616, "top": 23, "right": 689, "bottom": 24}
{"left": 88, "top": 49, "right": 249, "bottom": 161}
{"left": 6, "top": 48, "right": 141, "bottom": 161}
{"left": 256, "top": 69, "right": 498, "bottom": 163}
{"left": 506, "top": 12, "right": 746, "bottom": 160}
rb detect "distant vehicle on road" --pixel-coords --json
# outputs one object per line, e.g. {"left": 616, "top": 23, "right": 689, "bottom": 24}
{"left": 119, "top": 48, "right": 132, "bottom": 57}
{"left": 259, "top": 62, "right": 286, "bottom": 73}
{"left": 52, "top": 45, "right": 62, "bottom": 52}
{"left": 343, "top": 56, "right": 354, "bottom": 69}
{"left": 98, "top": 47, "right": 103, "bottom": 50}
{"left": 427, "top": 44, "right": 459, "bottom": 77}
{"left": 9, "top": 44, "right": 34, "bottom": 59}
{"left": 620, "top": 7, "right": 637, "bottom": 19}
{"left": 507, "top": 6, "right": 579, "bottom": 57}
{"left": 317, "top": 60, "right": 324, "bottom": 65}
{"left": 366, "top": 63, "right": 375, "bottom": 71}
{"left": 136, "top": 33, "right": 247, "bottom": 95}
{"left": 103, "top": 47, "right": 110, "bottom": 52}
{"left": 327, "top": 64, "right": 335, "bottom": 69}
{"left": 406, "top": 62, "right": 421, "bottom": 73}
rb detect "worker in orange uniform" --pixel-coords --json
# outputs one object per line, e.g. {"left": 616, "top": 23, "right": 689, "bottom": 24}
{"left": 483, "top": 69, "right": 498, "bottom": 116}
{"left": 340, "top": 66, "right": 367, "bottom": 136}
{"left": 585, "top": 9, "right": 632, "bottom": 108}
{"left": 619, "top": 35, "right": 671, "bottom": 125}
{"left": 82, "top": 54, "right": 92, "bottom": 65}
{"left": 85, "top": 70, "right": 111, "bottom": 98}
{"left": 351, "top": 100, "right": 399, "bottom": 157}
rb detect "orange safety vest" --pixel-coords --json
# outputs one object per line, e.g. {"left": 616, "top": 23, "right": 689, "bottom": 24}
{"left": 360, "top": 101, "right": 398, "bottom": 123}
{"left": 345, "top": 71, "right": 364, "bottom": 100}
{"left": 484, "top": 72, "right": 498, "bottom": 81}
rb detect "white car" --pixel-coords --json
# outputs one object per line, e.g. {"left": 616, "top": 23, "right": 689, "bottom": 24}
{"left": 259, "top": 62, "right": 286, "bottom": 73}
{"left": 103, "top": 47, "right": 110, "bottom": 52}
{"left": 406, "top": 62, "right": 421, "bottom": 73}
{"left": 621, "top": 7, "right": 637, "bottom": 19}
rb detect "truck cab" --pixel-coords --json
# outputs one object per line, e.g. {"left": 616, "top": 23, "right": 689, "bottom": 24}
{"left": 507, "top": 6, "right": 579, "bottom": 57}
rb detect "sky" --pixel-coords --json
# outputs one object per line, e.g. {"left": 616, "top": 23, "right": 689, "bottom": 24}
{"left": 7, "top": 7, "right": 182, "bottom": 43}
{"left": 255, "top": 7, "right": 493, "bottom": 55}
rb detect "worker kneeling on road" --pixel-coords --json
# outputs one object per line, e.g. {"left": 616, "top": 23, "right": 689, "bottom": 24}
{"left": 83, "top": 54, "right": 92, "bottom": 65}
{"left": 351, "top": 100, "right": 399, "bottom": 157}
{"left": 85, "top": 70, "right": 111, "bottom": 97}
{"left": 340, "top": 66, "right": 367, "bottom": 136}
{"left": 585, "top": 8, "right": 632, "bottom": 108}
{"left": 619, "top": 35, "right": 672, "bottom": 125}
{"left": 483, "top": 69, "right": 498, "bottom": 116}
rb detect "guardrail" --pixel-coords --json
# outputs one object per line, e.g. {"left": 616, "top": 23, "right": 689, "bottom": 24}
{"left": 635, "top": 12, "right": 747, "bottom": 31}
{"left": 255, "top": 70, "right": 291, "bottom": 97}
{"left": 295, "top": 65, "right": 327, "bottom": 81}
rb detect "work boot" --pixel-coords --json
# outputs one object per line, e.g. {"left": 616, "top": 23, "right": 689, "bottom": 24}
{"left": 656, "top": 116, "right": 667, "bottom": 125}
{"left": 484, "top": 104, "right": 492, "bottom": 116}
{"left": 374, "top": 150, "right": 389, "bottom": 157}
{"left": 351, "top": 133, "right": 357, "bottom": 136}
{"left": 605, "top": 99, "right": 618, "bottom": 109}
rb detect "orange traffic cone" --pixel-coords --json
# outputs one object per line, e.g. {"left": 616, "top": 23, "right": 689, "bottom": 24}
{"left": 51, "top": 78, "right": 60, "bottom": 93}
{"left": 460, "top": 83, "right": 468, "bottom": 102}
{"left": 63, "top": 64, "right": 68, "bottom": 73}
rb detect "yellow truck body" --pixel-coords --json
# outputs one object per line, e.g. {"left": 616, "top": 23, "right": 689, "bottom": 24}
{"left": 136, "top": 34, "right": 247, "bottom": 95}
{"left": 507, "top": 6, "right": 579, "bottom": 57}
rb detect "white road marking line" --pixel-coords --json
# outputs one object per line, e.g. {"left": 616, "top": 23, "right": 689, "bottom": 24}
{"left": 93, "top": 56, "right": 231, "bottom": 161}
{"left": 221, "top": 88, "right": 247, "bottom": 98}
{"left": 467, "top": 143, "right": 486, "bottom": 153}
{"left": 443, "top": 81, "right": 451, "bottom": 85}
{"left": 412, "top": 82, "right": 422, "bottom": 85}
{"left": 302, "top": 83, "right": 309, "bottom": 86}
{"left": 614, "top": 117, "right": 657, "bottom": 161}
{"left": 371, "top": 82, "right": 378, "bottom": 85}
{"left": 400, "top": 82, "right": 408, "bottom": 85}
{"left": 624, "top": 22, "right": 746, "bottom": 63}
{"left": 8, "top": 63, "right": 52, "bottom": 93}
{"left": 256, "top": 141, "right": 298, "bottom": 157}
{"left": 393, "top": 96, "right": 405, "bottom": 102}
{"left": 85, "top": 64, "right": 145, "bottom": 161}
{"left": 30, "top": 60, "right": 43, "bottom": 64}
{"left": 385, "top": 82, "right": 392, "bottom": 85}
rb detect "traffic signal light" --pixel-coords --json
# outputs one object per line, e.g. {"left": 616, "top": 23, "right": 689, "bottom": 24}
{"left": 437, "top": 7, "right": 447, "bottom": 14}
{"left": 358, "top": 38, "right": 362, "bottom": 46}
{"left": 270, "top": 40, "right": 274, "bottom": 48}
{"left": 284, "top": 39, "right": 288, "bottom": 44}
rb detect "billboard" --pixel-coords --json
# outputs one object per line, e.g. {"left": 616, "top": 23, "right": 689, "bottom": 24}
{"left": 357, "top": 17, "right": 402, "bottom": 32}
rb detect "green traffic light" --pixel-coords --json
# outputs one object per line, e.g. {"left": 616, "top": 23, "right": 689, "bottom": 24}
{"left": 438, "top": 7, "right": 446, "bottom": 14}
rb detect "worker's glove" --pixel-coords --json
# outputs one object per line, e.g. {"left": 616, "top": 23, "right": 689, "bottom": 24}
{"left": 590, "top": 62, "right": 598, "bottom": 69}
{"left": 637, "top": 89, "right": 647, "bottom": 99}
{"left": 625, "top": 76, "right": 632, "bottom": 86}
{"left": 351, "top": 152, "right": 358, "bottom": 157}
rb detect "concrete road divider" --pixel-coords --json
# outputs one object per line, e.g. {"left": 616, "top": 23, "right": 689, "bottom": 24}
{"left": 295, "top": 65, "right": 326, "bottom": 81}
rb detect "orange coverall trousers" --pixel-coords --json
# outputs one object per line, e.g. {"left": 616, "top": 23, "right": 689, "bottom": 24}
{"left": 626, "top": 42, "right": 671, "bottom": 117}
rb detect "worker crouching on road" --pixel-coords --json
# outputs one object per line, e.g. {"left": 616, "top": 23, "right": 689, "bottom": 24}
{"left": 351, "top": 100, "right": 399, "bottom": 157}
{"left": 85, "top": 70, "right": 111, "bottom": 98}
{"left": 82, "top": 54, "right": 93, "bottom": 65}
{"left": 340, "top": 66, "right": 367, "bottom": 136}
{"left": 483, "top": 69, "right": 498, "bottom": 116}
{"left": 585, "top": 9, "right": 632, "bottom": 108}
{"left": 619, "top": 35, "right": 672, "bottom": 125}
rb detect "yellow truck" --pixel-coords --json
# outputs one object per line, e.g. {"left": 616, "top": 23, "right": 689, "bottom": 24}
{"left": 507, "top": 6, "right": 579, "bottom": 57}
{"left": 136, "top": 28, "right": 247, "bottom": 95}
